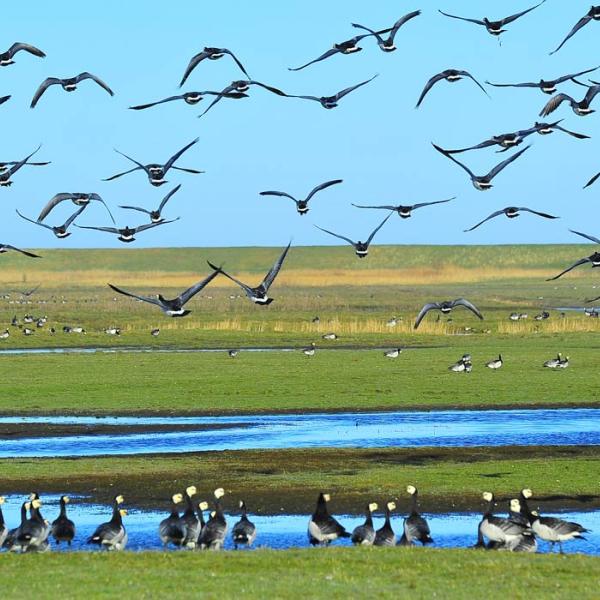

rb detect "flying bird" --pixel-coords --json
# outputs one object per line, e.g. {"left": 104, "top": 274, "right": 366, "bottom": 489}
{"left": 179, "top": 47, "right": 250, "bottom": 87}
{"left": 75, "top": 219, "right": 179, "bottom": 243}
{"left": 486, "top": 66, "right": 599, "bottom": 95}
{"left": 0, "top": 244, "right": 40, "bottom": 258}
{"left": 104, "top": 138, "right": 202, "bottom": 187}
{"left": 351, "top": 10, "right": 422, "bottom": 52}
{"left": 207, "top": 242, "right": 291, "bottom": 305}
{"left": 283, "top": 75, "right": 378, "bottom": 109}
{"left": 530, "top": 120, "right": 589, "bottom": 139}
{"left": 416, "top": 70, "right": 488, "bottom": 108}
{"left": 0, "top": 158, "right": 50, "bottom": 174}
{"left": 17, "top": 205, "right": 87, "bottom": 238}
{"left": 37, "top": 193, "right": 114, "bottom": 223}
{"left": 547, "top": 230, "right": 600, "bottom": 280}
{"left": 584, "top": 171, "right": 600, "bottom": 189}
{"left": 119, "top": 184, "right": 181, "bottom": 223}
{"left": 198, "top": 80, "right": 286, "bottom": 117}
{"left": 539, "top": 84, "right": 600, "bottom": 117}
{"left": 260, "top": 179, "right": 342, "bottom": 215}
{"left": 30, "top": 72, "right": 114, "bottom": 108}
{"left": 464, "top": 207, "right": 558, "bottom": 232}
{"left": 438, "top": 1, "right": 547, "bottom": 37}
{"left": 0, "top": 146, "right": 43, "bottom": 187}
{"left": 0, "top": 42, "right": 45, "bottom": 66}
{"left": 129, "top": 90, "right": 247, "bottom": 110}
{"left": 414, "top": 299, "right": 483, "bottom": 329}
{"left": 551, "top": 6, "right": 600, "bottom": 54}
{"left": 352, "top": 198, "right": 454, "bottom": 219}
{"left": 14, "top": 284, "right": 41, "bottom": 297}
{"left": 432, "top": 143, "right": 530, "bottom": 190}
{"left": 315, "top": 213, "right": 392, "bottom": 258}
{"left": 108, "top": 271, "right": 220, "bottom": 317}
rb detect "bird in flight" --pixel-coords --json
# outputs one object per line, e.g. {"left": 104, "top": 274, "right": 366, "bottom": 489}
{"left": 0, "top": 244, "right": 40, "bottom": 258}
{"left": 0, "top": 146, "right": 44, "bottom": 187}
{"left": 283, "top": 75, "right": 378, "bottom": 109}
{"left": 119, "top": 185, "right": 181, "bottom": 223}
{"left": 551, "top": 6, "right": 600, "bottom": 54}
{"left": 0, "top": 157, "right": 50, "bottom": 174}
{"left": 129, "top": 90, "right": 248, "bottom": 111}
{"left": 17, "top": 205, "right": 87, "bottom": 238}
{"left": 198, "top": 80, "right": 286, "bottom": 117}
{"left": 351, "top": 11, "right": 422, "bottom": 52}
{"left": 37, "top": 193, "right": 114, "bottom": 223}
{"left": 584, "top": 170, "right": 600, "bottom": 189}
{"left": 179, "top": 47, "right": 250, "bottom": 87}
{"left": 547, "top": 230, "right": 600, "bottom": 280}
{"left": 416, "top": 70, "right": 488, "bottom": 108}
{"left": 0, "top": 42, "right": 45, "bottom": 66}
{"left": 486, "top": 66, "right": 599, "bottom": 95}
{"left": 207, "top": 243, "right": 292, "bottom": 305}
{"left": 539, "top": 84, "right": 600, "bottom": 117}
{"left": 76, "top": 219, "right": 179, "bottom": 243}
{"left": 260, "top": 179, "right": 343, "bottom": 215}
{"left": 30, "top": 72, "right": 114, "bottom": 108}
{"left": 464, "top": 207, "right": 558, "bottom": 232}
{"left": 414, "top": 299, "right": 483, "bottom": 330}
{"left": 352, "top": 198, "right": 454, "bottom": 219}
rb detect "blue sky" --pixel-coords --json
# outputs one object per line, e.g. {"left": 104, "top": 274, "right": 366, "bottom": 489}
{"left": 2, "top": 1, "right": 598, "bottom": 248}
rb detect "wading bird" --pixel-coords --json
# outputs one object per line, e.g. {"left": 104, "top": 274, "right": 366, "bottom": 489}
{"left": 308, "top": 493, "right": 350, "bottom": 545}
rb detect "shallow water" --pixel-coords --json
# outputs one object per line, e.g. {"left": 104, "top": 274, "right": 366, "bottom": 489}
{"left": 0, "top": 409, "right": 599, "bottom": 457}
{"left": 0, "top": 494, "right": 597, "bottom": 555}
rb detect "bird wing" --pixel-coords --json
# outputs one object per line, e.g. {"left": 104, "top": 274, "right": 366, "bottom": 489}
{"left": 584, "top": 84, "right": 600, "bottom": 105}
{"left": 260, "top": 242, "right": 292, "bottom": 291}
{"left": 288, "top": 48, "right": 341, "bottom": 72}
{"left": 518, "top": 207, "right": 558, "bottom": 219}
{"left": 158, "top": 184, "right": 182, "bottom": 212}
{"left": 437, "top": 10, "right": 485, "bottom": 25}
{"left": 416, "top": 72, "right": 448, "bottom": 107}
{"left": 584, "top": 172, "right": 600, "bottom": 189}
{"left": 554, "top": 66, "right": 600, "bottom": 85}
{"left": 163, "top": 138, "right": 199, "bottom": 173}
{"left": 221, "top": 49, "right": 251, "bottom": 79}
{"left": 445, "top": 139, "right": 498, "bottom": 153}
{"left": 133, "top": 218, "right": 179, "bottom": 234}
{"left": 179, "top": 51, "right": 210, "bottom": 87}
{"left": 30, "top": 78, "right": 62, "bottom": 108}
{"left": 305, "top": 179, "right": 343, "bottom": 202}
{"left": 539, "top": 93, "right": 574, "bottom": 117}
{"left": 2, "top": 245, "right": 41, "bottom": 258}
{"left": 75, "top": 225, "right": 120, "bottom": 234}
{"left": 458, "top": 71, "right": 490, "bottom": 97}
{"left": 247, "top": 80, "right": 287, "bottom": 96}
{"left": 90, "top": 194, "right": 115, "bottom": 224}
{"left": 206, "top": 261, "right": 255, "bottom": 296}
{"left": 170, "top": 166, "right": 204, "bottom": 174}
{"left": 8, "top": 145, "right": 41, "bottom": 176}
{"left": 8, "top": 42, "right": 46, "bottom": 58}
{"left": 352, "top": 204, "right": 397, "bottom": 210}
{"left": 452, "top": 298, "right": 484, "bottom": 320}
{"left": 464, "top": 210, "right": 506, "bottom": 232}
{"left": 550, "top": 14, "right": 592, "bottom": 54}
{"left": 259, "top": 190, "right": 298, "bottom": 202}
{"left": 103, "top": 165, "right": 144, "bottom": 182}
{"left": 334, "top": 75, "right": 378, "bottom": 101}
{"left": 37, "top": 193, "right": 76, "bottom": 221}
{"left": 75, "top": 72, "right": 114, "bottom": 95}
{"left": 351, "top": 22, "right": 385, "bottom": 43}
{"left": 63, "top": 205, "right": 88, "bottom": 228}
{"left": 366, "top": 212, "right": 392, "bottom": 245}
{"left": 485, "top": 80, "right": 539, "bottom": 88}
{"left": 386, "top": 10, "right": 422, "bottom": 43}
{"left": 486, "top": 145, "right": 530, "bottom": 181}
{"left": 569, "top": 229, "right": 600, "bottom": 244}
{"left": 118, "top": 205, "right": 151, "bottom": 215}
{"left": 432, "top": 143, "right": 475, "bottom": 178}
{"left": 414, "top": 303, "right": 440, "bottom": 329}
{"left": 198, "top": 85, "right": 236, "bottom": 117}
{"left": 314, "top": 225, "right": 356, "bottom": 247}
{"left": 0, "top": 95, "right": 10, "bottom": 105}
{"left": 500, "top": 0, "right": 546, "bottom": 26}
{"left": 129, "top": 95, "right": 184, "bottom": 110}
{"left": 552, "top": 124, "right": 589, "bottom": 139}
{"left": 547, "top": 257, "right": 592, "bottom": 281}
{"left": 16, "top": 210, "right": 52, "bottom": 230}
{"left": 107, "top": 283, "right": 162, "bottom": 307}
{"left": 178, "top": 269, "right": 221, "bottom": 305}
{"left": 281, "top": 93, "right": 321, "bottom": 103}
{"left": 412, "top": 198, "right": 455, "bottom": 210}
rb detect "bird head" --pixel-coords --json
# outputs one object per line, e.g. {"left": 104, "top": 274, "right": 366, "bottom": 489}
{"left": 406, "top": 485, "right": 417, "bottom": 496}
{"left": 214, "top": 487, "right": 225, "bottom": 499}
{"left": 115, "top": 495, "right": 124, "bottom": 505}
{"left": 510, "top": 499, "right": 521, "bottom": 512}
{"left": 322, "top": 493, "right": 331, "bottom": 503}
{"left": 185, "top": 486, "right": 197, "bottom": 497}
{"left": 0, "top": 496, "right": 4, "bottom": 505}
{"left": 199, "top": 501, "right": 209, "bottom": 511}
{"left": 482, "top": 491, "right": 494, "bottom": 502}
{"left": 62, "top": 495, "right": 70, "bottom": 504}
{"left": 238, "top": 500, "right": 245, "bottom": 509}
{"left": 368, "top": 502, "right": 378, "bottom": 512}
{"left": 172, "top": 493, "right": 183, "bottom": 504}
{"left": 32, "top": 499, "right": 42, "bottom": 509}
{"left": 387, "top": 501, "right": 396, "bottom": 511}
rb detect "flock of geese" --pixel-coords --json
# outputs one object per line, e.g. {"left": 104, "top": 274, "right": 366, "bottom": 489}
{"left": 0, "top": 487, "right": 589, "bottom": 554}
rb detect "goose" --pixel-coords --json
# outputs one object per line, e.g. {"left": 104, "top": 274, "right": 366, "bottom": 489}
{"left": 0, "top": 497, "right": 6, "bottom": 547}
{"left": 0, "top": 42, "right": 45, "bottom": 66}
{"left": 15, "top": 285, "right": 41, "bottom": 297}
{"left": 207, "top": 242, "right": 291, "bottom": 305}
{"left": 558, "top": 355, "right": 570, "bottom": 369}
{"left": 179, "top": 47, "right": 250, "bottom": 87}
{"left": 198, "top": 488, "right": 227, "bottom": 550}
{"left": 198, "top": 80, "right": 287, "bottom": 117}
{"left": 486, "top": 355, "right": 503, "bottom": 370}
{"left": 3, "top": 501, "right": 30, "bottom": 551}
{"left": 104, "top": 327, "right": 120, "bottom": 335}
{"left": 486, "top": 66, "right": 599, "bottom": 95}
{"left": 449, "top": 358, "right": 471, "bottom": 373}
{"left": 0, "top": 243, "right": 41, "bottom": 258}
{"left": 23, "top": 328, "right": 34, "bottom": 336}
{"left": 0, "top": 145, "right": 43, "bottom": 187}
{"left": 159, "top": 493, "right": 187, "bottom": 548}
{"left": 315, "top": 213, "right": 391, "bottom": 258}
{"left": 322, "top": 333, "right": 338, "bottom": 340}
{"left": 260, "top": 179, "right": 343, "bottom": 215}
{"left": 88, "top": 495, "right": 127, "bottom": 551}
{"left": 416, "top": 70, "right": 488, "bottom": 108}
{"left": 17, "top": 498, "right": 49, "bottom": 552}
{"left": 312, "top": 316, "right": 321, "bottom": 324}
{"left": 535, "top": 311, "right": 550, "bottom": 321}
{"left": 438, "top": 2, "right": 546, "bottom": 37}
{"left": 17, "top": 205, "right": 87, "bottom": 238}
{"left": 179, "top": 486, "right": 201, "bottom": 549}
{"left": 386, "top": 316, "right": 398, "bottom": 327}
{"left": 76, "top": 218, "right": 178, "bottom": 243}
{"left": 308, "top": 492, "right": 350, "bottom": 545}
{"left": 547, "top": 244, "right": 600, "bottom": 279}
{"left": 303, "top": 342, "right": 317, "bottom": 356}
{"left": 151, "top": 328, "right": 160, "bottom": 336}
{"left": 0, "top": 157, "right": 50, "bottom": 174}
{"left": 196, "top": 500, "right": 209, "bottom": 537}
{"left": 478, "top": 492, "right": 531, "bottom": 548}
{"left": 374, "top": 501, "right": 397, "bottom": 546}
{"left": 130, "top": 90, "right": 248, "bottom": 110}
{"left": 432, "top": 144, "right": 530, "bottom": 191}
{"left": 351, "top": 503, "right": 378, "bottom": 546}
{"left": 551, "top": 6, "right": 600, "bottom": 54}
{"left": 37, "top": 192, "right": 114, "bottom": 223}
{"left": 352, "top": 197, "right": 454, "bottom": 218}
{"left": 103, "top": 138, "right": 202, "bottom": 187}
{"left": 543, "top": 353, "right": 562, "bottom": 368}
{"left": 0, "top": 330, "right": 9, "bottom": 339}
{"left": 31, "top": 73, "right": 114, "bottom": 108}
{"left": 351, "top": 10, "right": 421, "bottom": 52}
{"left": 384, "top": 348, "right": 402, "bottom": 359}
{"left": 119, "top": 185, "right": 181, "bottom": 224}
{"left": 464, "top": 207, "right": 558, "bottom": 232}
{"left": 51, "top": 495, "right": 75, "bottom": 546}
{"left": 539, "top": 85, "right": 600, "bottom": 117}
{"left": 414, "top": 299, "right": 483, "bottom": 330}
{"left": 399, "top": 485, "right": 433, "bottom": 546}
{"left": 231, "top": 500, "right": 256, "bottom": 549}
{"left": 228, "top": 349, "right": 239, "bottom": 358}
{"left": 530, "top": 120, "right": 589, "bottom": 139}
{"left": 506, "top": 499, "right": 538, "bottom": 553}
{"left": 282, "top": 75, "right": 378, "bottom": 109}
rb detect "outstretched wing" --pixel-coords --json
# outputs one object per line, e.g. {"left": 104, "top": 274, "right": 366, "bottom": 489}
{"left": 8, "top": 42, "right": 46, "bottom": 58}
{"left": 486, "top": 145, "right": 530, "bottom": 181}
{"left": 552, "top": 124, "right": 589, "bottom": 139}
{"left": 432, "top": 143, "right": 475, "bottom": 178}
{"left": 178, "top": 269, "right": 221, "bottom": 305}
{"left": 16, "top": 209, "right": 52, "bottom": 230}
{"left": 437, "top": 10, "right": 485, "bottom": 26}
{"left": 260, "top": 242, "right": 292, "bottom": 291}
{"left": 500, "top": 0, "right": 546, "bottom": 26}
{"left": 314, "top": 225, "right": 356, "bottom": 247}
{"left": 386, "top": 10, "right": 422, "bottom": 43}
{"left": 164, "top": 138, "right": 199, "bottom": 173}
{"left": 63, "top": 205, "right": 88, "bottom": 229}
{"left": 75, "top": 72, "right": 114, "bottom": 96}
{"left": 206, "top": 261, "right": 255, "bottom": 296}
{"left": 30, "top": 78, "right": 61, "bottom": 108}
{"left": 584, "top": 172, "right": 600, "bottom": 189}
{"left": 1, "top": 244, "right": 41, "bottom": 258}
{"left": 198, "top": 84, "right": 236, "bottom": 117}
{"left": 550, "top": 14, "right": 593, "bottom": 55}
{"left": 222, "top": 49, "right": 251, "bottom": 79}
{"left": 118, "top": 205, "right": 151, "bottom": 215}
{"left": 129, "top": 95, "right": 185, "bottom": 110}
{"left": 133, "top": 218, "right": 179, "bottom": 234}
{"left": 288, "top": 48, "right": 341, "bottom": 72}
{"left": 485, "top": 80, "right": 539, "bottom": 89}
{"left": 554, "top": 66, "right": 600, "bottom": 85}
{"left": 0, "top": 95, "right": 10, "bottom": 105}
{"left": 458, "top": 71, "right": 490, "bottom": 97}
{"left": 158, "top": 184, "right": 182, "bottom": 212}
{"left": 452, "top": 298, "right": 484, "bottom": 320}
{"left": 179, "top": 50, "right": 210, "bottom": 87}
{"left": 444, "top": 139, "right": 497, "bottom": 154}
{"left": 352, "top": 204, "right": 398, "bottom": 210}
{"left": 37, "top": 193, "right": 75, "bottom": 222}
{"left": 366, "top": 212, "right": 392, "bottom": 245}
{"left": 464, "top": 210, "right": 505, "bottom": 232}
{"left": 107, "top": 283, "right": 162, "bottom": 307}
{"left": 416, "top": 72, "right": 447, "bottom": 108}
{"left": 569, "top": 229, "right": 600, "bottom": 245}
{"left": 259, "top": 190, "right": 298, "bottom": 202}
{"left": 247, "top": 80, "right": 287, "bottom": 96}
{"left": 351, "top": 22, "right": 385, "bottom": 43}
{"left": 414, "top": 303, "right": 440, "bottom": 330}
{"left": 8, "top": 145, "right": 41, "bottom": 176}
{"left": 305, "top": 179, "right": 343, "bottom": 202}
{"left": 75, "top": 224, "right": 120, "bottom": 234}
{"left": 583, "top": 84, "right": 600, "bottom": 105}
{"left": 412, "top": 198, "right": 455, "bottom": 210}
{"left": 104, "top": 149, "right": 147, "bottom": 181}
{"left": 518, "top": 207, "right": 558, "bottom": 219}
{"left": 335, "top": 75, "right": 378, "bottom": 101}
{"left": 546, "top": 257, "right": 591, "bottom": 281}
{"left": 539, "top": 93, "right": 574, "bottom": 117}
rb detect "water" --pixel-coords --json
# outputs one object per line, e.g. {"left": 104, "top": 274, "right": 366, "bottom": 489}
{"left": 0, "top": 408, "right": 599, "bottom": 457}
{"left": 0, "top": 495, "right": 597, "bottom": 555}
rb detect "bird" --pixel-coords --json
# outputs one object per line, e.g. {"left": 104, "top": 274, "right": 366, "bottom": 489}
{"left": 414, "top": 299, "right": 483, "bottom": 329}
{"left": 558, "top": 355, "right": 570, "bottom": 369}
{"left": 374, "top": 501, "right": 397, "bottom": 546}
{"left": 315, "top": 213, "right": 391, "bottom": 258}
{"left": 178, "top": 486, "right": 201, "bottom": 549}
{"left": 151, "top": 328, "right": 160, "bottom": 337}
{"left": 159, "top": 493, "right": 186, "bottom": 548}
{"left": 228, "top": 349, "right": 239, "bottom": 358}
{"left": 351, "top": 10, "right": 421, "bottom": 52}
{"left": 0, "top": 157, "right": 50, "bottom": 174}
{"left": 0, "top": 330, "right": 9, "bottom": 340}
{"left": 103, "top": 138, "right": 202, "bottom": 187}
{"left": 37, "top": 192, "right": 114, "bottom": 223}
{"left": 464, "top": 207, "right": 558, "bottom": 232}
{"left": 75, "top": 218, "right": 178, "bottom": 243}
{"left": 551, "top": 6, "right": 600, "bottom": 54}
{"left": 449, "top": 357, "right": 472, "bottom": 373}
{"left": 351, "top": 503, "right": 378, "bottom": 546}
{"left": 207, "top": 242, "right": 291, "bottom": 305}
{"left": 2, "top": 501, "right": 29, "bottom": 551}
{"left": 303, "top": 342, "right": 317, "bottom": 356}
{"left": 180, "top": 47, "right": 250, "bottom": 87}
{"left": 399, "top": 485, "right": 433, "bottom": 546}
{"left": 129, "top": 90, "right": 248, "bottom": 111}
{"left": 486, "top": 355, "right": 503, "bottom": 370}
{"left": 198, "top": 488, "right": 228, "bottom": 550}
{"left": 260, "top": 179, "right": 343, "bottom": 215}
{"left": 477, "top": 492, "right": 531, "bottom": 549}
{"left": 282, "top": 75, "right": 378, "bottom": 109}
{"left": 30, "top": 72, "right": 114, "bottom": 108}
{"left": 529, "top": 120, "right": 589, "bottom": 139}
{"left": 539, "top": 84, "right": 600, "bottom": 117}
{"left": 432, "top": 144, "right": 530, "bottom": 191}
{"left": 547, "top": 230, "right": 600, "bottom": 280}
{"left": 51, "top": 495, "right": 75, "bottom": 546}
{"left": 0, "top": 244, "right": 40, "bottom": 258}
{"left": 107, "top": 270, "right": 220, "bottom": 317}
{"left": 322, "top": 333, "right": 338, "bottom": 340}
{"left": 0, "top": 145, "right": 43, "bottom": 187}
{"left": 486, "top": 66, "right": 599, "bottom": 95}
{"left": 543, "top": 353, "right": 563, "bottom": 368}
{"left": 16, "top": 497, "right": 50, "bottom": 552}
{"left": 438, "top": 2, "right": 546, "bottom": 38}
{"left": 231, "top": 500, "right": 256, "bottom": 549}
{"left": 416, "top": 69, "right": 488, "bottom": 108}
{"left": 88, "top": 495, "right": 127, "bottom": 551}
{"left": 308, "top": 493, "right": 350, "bottom": 545}
{"left": 119, "top": 184, "right": 181, "bottom": 223}
{"left": 353, "top": 198, "right": 453, "bottom": 218}
{"left": 584, "top": 170, "right": 600, "bottom": 189}
{"left": 17, "top": 205, "right": 87, "bottom": 238}
{"left": 384, "top": 348, "right": 402, "bottom": 359}
{"left": 0, "top": 42, "right": 45, "bottom": 66}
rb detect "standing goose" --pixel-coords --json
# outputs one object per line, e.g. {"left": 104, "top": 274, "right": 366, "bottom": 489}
{"left": 231, "top": 500, "right": 256, "bottom": 549}
{"left": 0, "top": 146, "right": 43, "bottom": 187}
{"left": 119, "top": 184, "right": 181, "bottom": 223}
{"left": 130, "top": 90, "right": 247, "bottom": 111}
{"left": 0, "top": 497, "right": 6, "bottom": 547}
{"left": 416, "top": 70, "right": 489, "bottom": 108}
{"left": 486, "top": 355, "right": 503, "bottom": 370}
{"left": 432, "top": 144, "right": 530, "bottom": 191}
{"left": 315, "top": 213, "right": 392, "bottom": 258}
{"left": 351, "top": 11, "right": 421, "bottom": 51}
{"left": 208, "top": 242, "right": 291, "bottom": 305}
{"left": 414, "top": 299, "right": 483, "bottom": 330}
{"left": 31, "top": 73, "right": 114, "bottom": 108}
{"left": 17, "top": 498, "right": 49, "bottom": 552}
{"left": 179, "top": 486, "right": 201, "bottom": 549}
{"left": 303, "top": 342, "right": 317, "bottom": 356}
{"left": 17, "top": 205, "right": 87, "bottom": 238}
{"left": 551, "top": 6, "right": 600, "bottom": 54}
{"left": 75, "top": 218, "right": 178, "bottom": 244}
{"left": 0, "top": 42, "right": 45, "bottom": 66}
{"left": 3, "top": 502, "right": 30, "bottom": 551}
{"left": 477, "top": 492, "right": 531, "bottom": 549}
{"left": 507, "top": 499, "right": 538, "bottom": 553}
{"left": 198, "top": 488, "right": 228, "bottom": 550}
{"left": 464, "top": 207, "right": 558, "bottom": 232}
{"left": 351, "top": 502, "right": 378, "bottom": 546}
{"left": 374, "top": 501, "right": 397, "bottom": 546}
{"left": 88, "top": 495, "right": 127, "bottom": 551}
{"left": 282, "top": 75, "right": 378, "bottom": 109}
{"left": 308, "top": 493, "right": 350, "bottom": 545}
{"left": 51, "top": 495, "right": 75, "bottom": 546}
{"left": 399, "top": 485, "right": 433, "bottom": 546}
{"left": 486, "top": 66, "right": 599, "bottom": 95}
{"left": 159, "top": 493, "right": 186, "bottom": 548}
{"left": 539, "top": 84, "right": 600, "bottom": 117}
{"left": 180, "top": 47, "right": 250, "bottom": 87}
{"left": 352, "top": 198, "right": 454, "bottom": 219}
{"left": 260, "top": 179, "right": 343, "bottom": 215}
{"left": 198, "top": 80, "right": 286, "bottom": 117}
{"left": 37, "top": 192, "right": 114, "bottom": 223}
